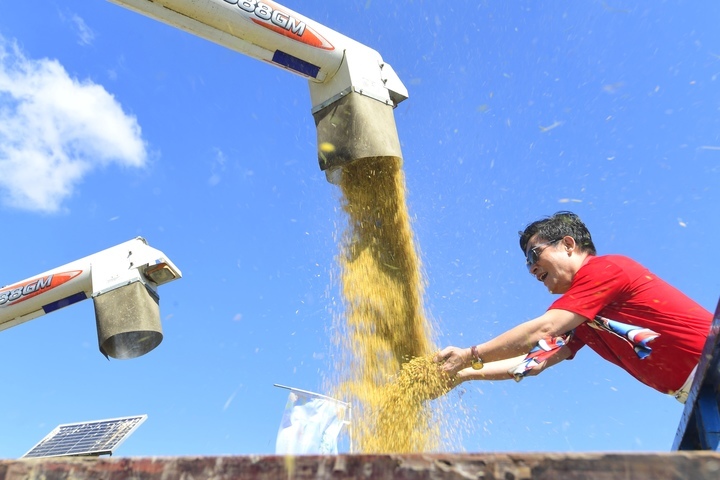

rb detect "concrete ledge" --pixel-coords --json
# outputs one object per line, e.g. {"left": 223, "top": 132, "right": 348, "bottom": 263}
{"left": 2, "top": 453, "right": 720, "bottom": 480}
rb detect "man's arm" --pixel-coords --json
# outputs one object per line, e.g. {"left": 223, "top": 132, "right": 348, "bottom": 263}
{"left": 436, "top": 308, "right": 586, "bottom": 376}
{"left": 456, "top": 345, "right": 573, "bottom": 382}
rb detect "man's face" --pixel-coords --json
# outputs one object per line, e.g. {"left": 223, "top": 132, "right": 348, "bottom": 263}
{"left": 525, "top": 234, "right": 575, "bottom": 294}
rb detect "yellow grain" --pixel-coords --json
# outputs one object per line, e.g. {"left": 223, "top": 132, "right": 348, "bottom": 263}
{"left": 329, "top": 156, "right": 450, "bottom": 453}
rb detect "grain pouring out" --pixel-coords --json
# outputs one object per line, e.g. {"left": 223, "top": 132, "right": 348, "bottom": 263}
{"left": 329, "top": 156, "right": 454, "bottom": 453}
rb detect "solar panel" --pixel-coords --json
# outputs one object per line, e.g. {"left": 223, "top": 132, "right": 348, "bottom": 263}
{"left": 22, "top": 414, "right": 147, "bottom": 459}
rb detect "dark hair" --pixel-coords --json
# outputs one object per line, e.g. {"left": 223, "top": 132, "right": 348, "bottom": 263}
{"left": 519, "top": 211, "right": 597, "bottom": 255}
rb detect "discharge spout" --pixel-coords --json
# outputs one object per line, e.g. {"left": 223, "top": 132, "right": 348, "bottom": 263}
{"left": 0, "top": 238, "right": 181, "bottom": 360}
{"left": 108, "top": 0, "right": 408, "bottom": 181}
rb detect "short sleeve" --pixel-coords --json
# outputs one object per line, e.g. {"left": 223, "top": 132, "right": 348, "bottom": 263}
{"left": 550, "top": 257, "right": 630, "bottom": 321}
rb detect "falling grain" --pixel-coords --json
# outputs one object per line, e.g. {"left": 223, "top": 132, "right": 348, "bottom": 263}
{"left": 329, "top": 156, "right": 451, "bottom": 453}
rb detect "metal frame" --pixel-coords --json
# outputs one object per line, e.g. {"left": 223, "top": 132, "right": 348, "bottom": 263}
{"left": 22, "top": 415, "right": 148, "bottom": 458}
{"left": 673, "top": 296, "right": 720, "bottom": 450}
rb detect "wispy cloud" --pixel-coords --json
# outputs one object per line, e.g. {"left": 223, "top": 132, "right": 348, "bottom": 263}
{"left": 208, "top": 148, "right": 226, "bottom": 186}
{"left": 70, "top": 14, "right": 95, "bottom": 46}
{"left": 0, "top": 37, "right": 148, "bottom": 213}
{"left": 58, "top": 9, "right": 95, "bottom": 46}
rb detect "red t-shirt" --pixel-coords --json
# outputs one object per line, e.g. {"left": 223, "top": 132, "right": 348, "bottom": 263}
{"left": 550, "top": 255, "right": 712, "bottom": 394}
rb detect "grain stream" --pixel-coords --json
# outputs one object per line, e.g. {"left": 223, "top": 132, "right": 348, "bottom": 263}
{"left": 330, "top": 156, "right": 451, "bottom": 453}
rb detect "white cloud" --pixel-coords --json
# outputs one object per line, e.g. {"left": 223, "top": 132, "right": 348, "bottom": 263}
{"left": 208, "top": 148, "right": 226, "bottom": 186}
{"left": 58, "top": 9, "right": 95, "bottom": 46}
{"left": 70, "top": 14, "right": 95, "bottom": 46}
{"left": 0, "top": 38, "right": 148, "bottom": 213}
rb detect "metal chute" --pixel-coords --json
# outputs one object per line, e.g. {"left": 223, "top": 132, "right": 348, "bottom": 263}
{"left": 0, "top": 237, "right": 181, "bottom": 359}
{"left": 108, "top": 0, "right": 408, "bottom": 181}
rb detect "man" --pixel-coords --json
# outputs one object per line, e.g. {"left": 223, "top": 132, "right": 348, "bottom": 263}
{"left": 434, "top": 211, "right": 713, "bottom": 403}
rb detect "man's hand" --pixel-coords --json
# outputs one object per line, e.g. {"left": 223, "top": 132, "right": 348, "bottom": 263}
{"left": 433, "top": 346, "right": 472, "bottom": 376}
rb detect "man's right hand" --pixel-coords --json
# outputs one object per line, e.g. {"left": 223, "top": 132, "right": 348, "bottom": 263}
{"left": 434, "top": 346, "right": 472, "bottom": 376}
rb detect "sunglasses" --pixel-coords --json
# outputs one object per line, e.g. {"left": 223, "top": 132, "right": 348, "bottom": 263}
{"left": 525, "top": 238, "right": 562, "bottom": 272}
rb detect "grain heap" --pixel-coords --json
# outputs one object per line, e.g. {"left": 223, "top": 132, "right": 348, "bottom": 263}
{"left": 330, "top": 156, "right": 451, "bottom": 452}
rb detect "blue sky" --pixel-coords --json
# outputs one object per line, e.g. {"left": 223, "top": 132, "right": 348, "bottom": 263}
{"left": 0, "top": 0, "right": 718, "bottom": 457}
